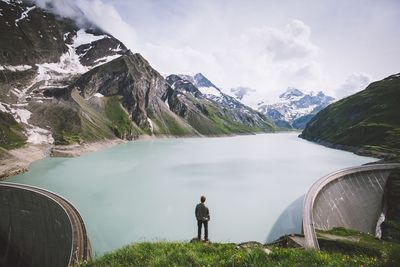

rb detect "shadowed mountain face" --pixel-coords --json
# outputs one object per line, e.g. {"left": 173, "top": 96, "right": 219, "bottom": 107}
{"left": 0, "top": 0, "right": 275, "bottom": 150}
{"left": 0, "top": 1, "right": 126, "bottom": 66}
{"left": 300, "top": 73, "right": 400, "bottom": 159}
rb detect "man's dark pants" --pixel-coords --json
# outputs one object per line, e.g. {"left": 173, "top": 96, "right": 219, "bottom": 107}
{"left": 197, "top": 220, "right": 208, "bottom": 240}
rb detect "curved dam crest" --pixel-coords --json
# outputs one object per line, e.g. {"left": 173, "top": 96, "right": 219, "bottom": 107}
{"left": 303, "top": 163, "right": 400, "bottom": 249}
{"left": 0, "top": 182, "right": 91, "bottom": 267}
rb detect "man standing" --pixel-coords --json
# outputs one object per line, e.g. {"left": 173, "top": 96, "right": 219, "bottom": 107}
{"left": 195, "top": 195, "right": 210, "bottom": 241}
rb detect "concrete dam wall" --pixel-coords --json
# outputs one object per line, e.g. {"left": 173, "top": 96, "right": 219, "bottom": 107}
{"left": 0, "top": 182, "right": 91, "bottom": 267}
{"left": 303, "top": 163, "right": 400, "bottom": 249}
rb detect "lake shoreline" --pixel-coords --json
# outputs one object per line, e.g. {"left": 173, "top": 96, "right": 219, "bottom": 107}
{"left": 0, "top": 138, "right": 127, "bottom": 180}
{"left": 0, "top": 132, "right": 246, "bottom": 179}
{"left": 298, "top": 134, "right": 399, "bottom": 162}
{"left": 0, "top": 131, "right": 299, "bottom": 180}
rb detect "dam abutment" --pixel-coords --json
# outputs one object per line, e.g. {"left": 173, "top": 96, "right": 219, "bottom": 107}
{"left": 302, "top": 163, "right": 400, "bottom": 249}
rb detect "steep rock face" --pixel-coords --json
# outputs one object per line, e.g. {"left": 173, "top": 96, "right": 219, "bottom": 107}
{"left": 0, "top": 1, "right": 126, "bottom": 67}
{"left": 300, "top": 73, "right": 400, "bottom": 158}
{"left": 0, "top": 0, "right": 70, "bottom": 65}
{"left": 165, "top": 74, "right": 275, "bottom": 135}
{"left": 258, "top": 88, "right": 335, "bottom": 129}
{"left": 72, "top": 53, "right": 197, "bottom": 136}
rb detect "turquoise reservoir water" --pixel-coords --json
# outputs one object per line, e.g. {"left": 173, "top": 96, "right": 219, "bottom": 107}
{"left": 7, "top": 133, "right": 376, "bottom": 255}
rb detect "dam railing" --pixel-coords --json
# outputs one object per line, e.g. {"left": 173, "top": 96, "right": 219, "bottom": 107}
{"left": 302, "top": 163, "right": 400, "bottom": 249}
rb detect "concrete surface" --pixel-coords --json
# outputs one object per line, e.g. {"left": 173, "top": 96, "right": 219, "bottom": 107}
{"left": 0, "top": 182, "right": 91, "bottom": 267}
{"left": 302, "top": 163, "right": 400, "bottom": 249}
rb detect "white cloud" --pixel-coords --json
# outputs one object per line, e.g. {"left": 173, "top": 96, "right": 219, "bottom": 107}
{"left": 230, "top": 87, "right": 256, "bottom": 100}
{"left": 137, "top": 19, "right": 325, "bottom": 105}
{"left": 335, "top": 73, "right": 370, "bottom": 98}
{"left": 75, "top": 0, "right": 137, "bottom": 50}
{"left": 246, "top": 20, "right": 319, "bottom": 61}
{"left": 32, "top": 0, "right": 89, "bottom": 25}
{"left": 32, "top": 0, "right": 137, "bottom": 49}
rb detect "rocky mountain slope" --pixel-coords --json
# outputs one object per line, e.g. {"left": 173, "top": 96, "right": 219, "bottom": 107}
{"left": 300, "top": 73, "right": 400, "bottom": 159}
{"left": 165, "top": 74, "right": 274, "bottom": 134}
{"left": 0, "top": 0, "right": 275, "bottom": 154}
{"left": 257, "top": 88, "right": 335, "bottom": 129}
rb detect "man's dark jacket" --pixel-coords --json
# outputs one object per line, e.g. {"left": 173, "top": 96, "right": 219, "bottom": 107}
{"left": 195, "top": 203, "right": 210, "bottom": 221}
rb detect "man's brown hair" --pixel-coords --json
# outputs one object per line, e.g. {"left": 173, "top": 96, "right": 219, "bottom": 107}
{"left": 200, "top": 196, "right": 206, "bottom": 203}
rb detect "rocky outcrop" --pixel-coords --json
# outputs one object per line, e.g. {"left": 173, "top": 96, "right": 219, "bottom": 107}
{"left": 72, "top": 53, "right": 197, "bottom": 136}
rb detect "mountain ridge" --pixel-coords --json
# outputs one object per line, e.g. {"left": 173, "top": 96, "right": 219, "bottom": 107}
{"left": 0, "top": 0, "right": 275, "bottom": 156}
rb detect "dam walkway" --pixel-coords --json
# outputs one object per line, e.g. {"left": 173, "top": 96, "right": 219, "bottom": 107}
{"left": 302, "top": 163, "right": 400, "bottom": 249}
{"left": 0, "top": 182, "right": 91, "bottom": 267}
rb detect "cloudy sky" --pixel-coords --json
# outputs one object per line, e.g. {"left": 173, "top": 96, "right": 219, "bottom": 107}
{"left": 37, "top": 0, "right": 400, "bottom": 102}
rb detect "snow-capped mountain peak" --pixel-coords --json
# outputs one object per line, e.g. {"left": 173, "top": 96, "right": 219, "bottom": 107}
{"left": 279, "top": 87, "right": 304, "bottom": 100}
{"left": 258, "top": 88, "right": 335, "bottom": 129}
{"left": 177, "top": 73, "right": 222, "bottom": 98}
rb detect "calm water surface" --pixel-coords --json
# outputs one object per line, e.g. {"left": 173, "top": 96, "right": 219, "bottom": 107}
{"left": 7, "top": 133, "right": 376, "bottom": 255}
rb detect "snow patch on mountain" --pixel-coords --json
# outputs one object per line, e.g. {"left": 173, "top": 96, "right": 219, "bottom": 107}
{"left": 1, "top": 0, "right": 16, "bottom": 5}
{"left": 15, "top": 5, "right": 35, "bottom": 26}
{"left": 9, "top": 106, "right": 54, "bottom": 144}
{"left": 258, "top": 87, "right": 335, "bottom": 129}
{"left": 0, "top": 65, "right": 32, "bottom": 71}
{"left": 92, "top": 54, "right": 121, "bottom": 67}
{"left": 0, "top": 103, "right": 7, "bottom": 112}
{"left": 72, "top": 29, "right": 109, "bottom": 47}
{"left": 32, "top": 29, "right": 120, "bottom": 90}
{"left": 198, "top": 86, "right": 221, "bottom": 97}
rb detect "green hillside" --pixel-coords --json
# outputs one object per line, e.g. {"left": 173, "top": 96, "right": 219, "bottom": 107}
{"left": 301, "top": 73, "right": 400, "bottom": 159}
{"left": 0, "top": 111, "right": 26, "bottom": 150}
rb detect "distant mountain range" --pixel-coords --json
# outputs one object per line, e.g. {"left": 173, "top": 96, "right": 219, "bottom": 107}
{"left": 301, "top": 73, "right": 400, "bottom": 159}
{"left": 0, "top": 0, "right": 274, "bottom": 153}
{"left": 258, "top": 88, "right": 335, "bottom": 129}
{"left": 230, "top": 86, "right": 335, "bottom": 129}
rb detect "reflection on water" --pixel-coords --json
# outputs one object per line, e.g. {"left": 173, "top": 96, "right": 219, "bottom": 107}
{"left": 7, "top": 133, "right": 375, "bottom": 255}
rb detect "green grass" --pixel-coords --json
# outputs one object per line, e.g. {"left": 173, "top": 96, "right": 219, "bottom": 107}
{"left": 317, "top": 227, "right": 400, "bottom": 266}
{"left": 151, "top": 115, "right": 193, "bottom": 136}
{"left": 0, "top": 111, "right": 26, "bottom": 149}
{"left": 105, "top": 96, "right": 142, "bottom": 138}
{"left": 191, "top": 102, "right": 274, "bottom": 135}
{"left": 81, "top": 242, "right": 377, "bottom": 267}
